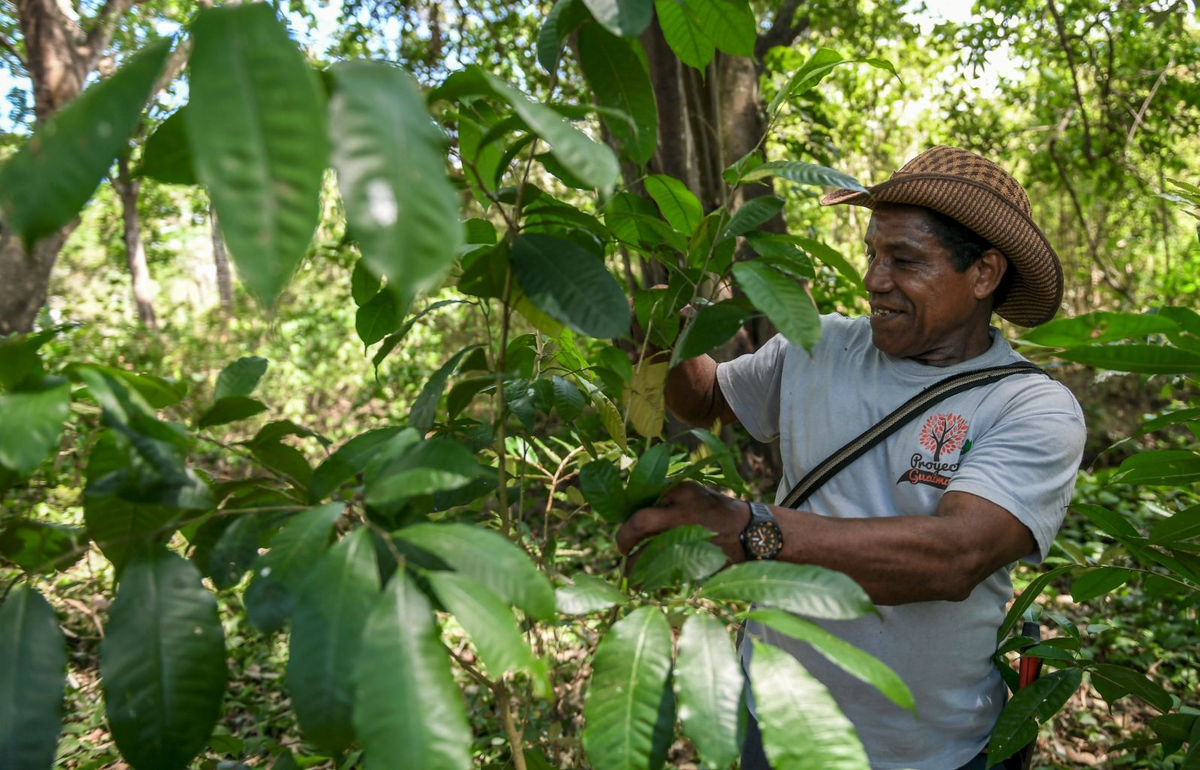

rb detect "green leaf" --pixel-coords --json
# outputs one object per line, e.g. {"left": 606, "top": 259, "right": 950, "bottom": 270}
{"left": 353, "top": 571, "right": 471, "bottom": 770}
{"left": 745, "top": 608, "right": 914, "bottom": 713}
{"left": 428, "top": 572, "right": 548, "bottom": 693}
{"left": 577, "top": 24, "right": 657, "bottom": 165}
{"left": 482, "top": 70, "right": 620, "bottom": 192}
{"left": 538, "top": 0, "right": 584, "bottom": 74}
{"left": 583, "top": 606, "right": 674, "bottom": 770}
{"left": 581, "top": 0, "right": 653, "bottom": 37}
{"left": 1136, "top": 407, "right": 1200, "bottom": 437}
{"left": 189, "top": 4, "right": 327, "bottom": 305}
{"left": 732, "top": 261, "right": 821, "bottom": 352}
{"left": 372, "top": 299, "right": 468, "bottom": 375}
{"left": 204, "top": 514, "right": 261, "bottom": 589}
{"left": 511, "top": 234, "right": 630, "bottom": 339}
{"left": 81, "top": 366, "right": 187, "bottom": 409}
{"left": 630, "top": 525, "right": 726, "bottom": 589}
{"left": 0, "top": 39, "right": 171, "bottom": 249}
{"left": 626, "top": 443, "right": 671, "bottom": 509}
{"left": 331, "top": 61, "right": 462, "bottom": 309}
{"left": 1072, "top": 502, "right": 1140, "bottom": 541}
{"left": 394, "top": 523, "right": 556, "bottom": 620}
{"left": 1089, "top": 664, "right": 1173, "bottom": 712}
{"left": 987, "top": 669, "right": 1082, "bottom": 766}
{"left": 0, "top": 327, "right": 64, "bottom": 391}
{"left": 700, "top": 561, "right": 875, "bottom": 620}
{"left": 551, "top": 375, "right": 586, "bottom": 422}
{"left": 0, "top": 378, "right": 70, "bottom": 476}
{"left": 288, "top": 528, "right": 380, "bottom": 755}
{"left": 100, "top": 546, "right": 227, "bottom": 770}
{"left": 740, "top": 161, "right": 867, "bottom": 193}
{"left": 768, "top": 48, "right": 844, "bottom": 116}
{"left": 355, "top": 289, "right": 404, "bottom": 347}
{"left": 1057, "top": 344, "right": 1200, "bottom": 374}
{"left": 1070, "top": 567, "right": 1133, "bottom": 602}
{"left": 654, "top": 0, "right": 713, "bottom": 70}
{"left": 309, "top": 427, "right": 402, "bottom": 503}
{"left": 0, "top": 585, "right": 66, "bottom": 770}
{"left": 365, "top": 437, "right": 487, "bottom": 506}
{"left": 411, "top": 346, "right": 479, "bottom": 433}
{"left": 580, "top": 459, "right": 629, "bottom": 522}
{"left": 555, "top": 574, "right": 627, "bottom": 615}
{"left": 138, "top": 107, "right": 196, "bottom": 185}
{"left": 1113, "top": 450, "right": 1200, "bottom": 486}
{"left": 671, "top": 302, "right": 755, "bottom": 367}
{"left": 749, "top": 641, "right": 869, "bottom": 769}
{"left": 197, "top": 396, "right": 268, "bottom": 429}
{"left": 624, "top": 358, "right": 668, "bottom": 439}
{"left": 214, "top": 356, "right": 268, "bottom": 401}
{"left": 790, "top": 237, "right": 865, "bottom": 293}
{"left": 1021, "top": 311, "right": 1179, "bottom": 348}
{"left": 645, "top": 174, "right": 703, "bottom": 236}
{"left": 593, "top": 388, "right": 628, "bottom": 450}
{"left": 675, "top": 614, "right": 743, "bottom": 770}
{"left": 997, "top": 566, "right": 1074, "bottom": 642}
{"left": 245, "top": 503, "right": 344, "bottom": 632}
{"left": 687, "top": 0, "right": 754, "bottom": 57}
{"left": 0, "top": 520, "right": 86, "bottom": 573}
{"left": 1150, "top": 504, "right": 1200, "bottom": 545}
{"left": 722, "top": 196, "right": 784, "bottom": 239}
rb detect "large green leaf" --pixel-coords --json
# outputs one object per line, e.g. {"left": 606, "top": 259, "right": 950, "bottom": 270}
{"left": 700, "top": 561, "right": 875, "bottom": 620}
{"left": 1114, "top": 450, "right": 1200, "bottom": 486}
{"left": 1089, "top": 663, "right": 1172, "bottom": 712}
{"left": 481, "top": 71, "right": 619, "bottom": 192}
{"left": 394, "top": 523, "right": 556, "bottom": 620}
{"left": 675, "top": 614, "right": 743, "bottom": 770}
{"left": 197, "top": 396, "right": 268, "bottom": 429}
{"left": 555, "top": 574, "right": 627, "bottom": 615}
{"left": 331, "top": 61, "right": 462, "bottom": 309}
{"left": 137, "top": 107, "right": 197, "bottom": 185}
{"left": 364, "top": 437, "right": 487, "bottom": 505}
{"left": 245, "top": 503, "right": 344, "bottom": 632}
{"left": 511, "top": 234, "right": 630, "bottom": 339}
{"left": 309, "top": 427, "right": 403, "bottom": 502}
{"left": 741, "top": 161, "right": 867, "bottom": 193}
{"left": 644, "top": 174, "right": 703, "bottom": 236}
{"left": 188, "top": 4, "right": 327, "bottom": 305}
{"left": 722, "top": 196, "right": 784, "bottom": 239}
{"left": 353, "top": 571, "right": 471, "bottom": 770}
{"left": 654, "top": 0, "right": 713, "bottom": 69}
{"left": 671, "top": 302, "right": 755, "bottom": 367}
{"left": 626, "top": 443, "right": 671, "bottom": 509}
{"left": 732, "top": 261, "right": 821, "bottom": 352}
{"left": 581, "top": 0, "right": 653, "bottom": 37}
{"left": 288, "top": 528, "right": 380, "bottom": 754}
{"left": 745, "top": 608, "right": 914, "bottom": 713}
{"left": 630, "top": 525, "right": 726, "bottom": 590}
{"left": 687, "top": 0, "right": 754, "bottom": 57}
{"left": 750, "top": 641, "right": 869, "bottom": 769}
{"left": 213, "top": 356, "right": 268, "bottom": 401}
{"left": 1057, "top": 344, "right": 1200, "bottom": 374}
{"left": 1070, "top": 567, "right": 1133, "bottom": 602}
{"left": 355, "top": 289, "right": 404, "bottom": 347}
{"left": 580, "top": 459, "right": 629, "bottom": 522}
{"left": 577, "top": 24, "right": 657, "bottom": 165}
{"left": 0, "top": 39, "right": 171, "bottom": 249}
{"left": 1021, "top": 311, "right": 1180, "bottom": 348}
{"left": 1150, "top": 504, "right": 1200, "bottom": 545}
{"left": 0, "top": 378, "right": 70, "bottom": 476}
{"left": 767, "top": 48, "right": 845, "bottom": 116}
{"left": 0, "top": 585, "right": 65, "bottom": 770}
{"left": 204, "top": 514, "right": 261, "bottom": 589}
{"left": 411, "top": 346, "right": 479, "bottom": 433}
{"left": 538, "top": 0, "right": 585, "bottom": 74}
{"left": 100, "top": 546, "right": 227, "bottom": 770}
{"left": 428, "top": 571, "right": 547, "bottom": 693}
{"left": 583, "top": 606, "right": 675, "bottom": 770}
{"left": 987, "top": 669, "right": 1082, "bottom": 766}
{"left": 790, "top": 237, "right": 865, "bottom": 293}
{"left": 0, "top": 520, "right": 86, "bottom": 573}
{"left": 997, "top": 565, "right": 1074, "bottom": 641}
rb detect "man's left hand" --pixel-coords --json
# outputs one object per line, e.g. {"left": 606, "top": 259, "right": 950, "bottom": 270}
{"left": 616, "top": 481, "right": 751, "bottom": 566}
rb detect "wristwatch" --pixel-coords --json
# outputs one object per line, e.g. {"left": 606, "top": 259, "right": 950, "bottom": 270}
{"left": 740, "top": 501, "right": 783, "bottom": 560}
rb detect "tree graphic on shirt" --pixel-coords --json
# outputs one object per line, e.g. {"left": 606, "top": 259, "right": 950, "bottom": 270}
{"left": 920, "top": 413, "right": 970, "bottom": 461}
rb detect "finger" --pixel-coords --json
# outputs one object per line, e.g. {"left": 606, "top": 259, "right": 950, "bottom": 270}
{"left": 616, "top": 507, "right": 679, "bottom": 555}
{"left": 655, "top": 479, "right": 705, "bottom": 508}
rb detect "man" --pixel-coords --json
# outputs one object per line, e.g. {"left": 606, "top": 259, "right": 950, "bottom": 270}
{"left": 615, "top": 147, "right": 1086, "bottom": 770}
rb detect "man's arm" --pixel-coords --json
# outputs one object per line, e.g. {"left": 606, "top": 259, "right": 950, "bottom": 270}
{"left": 664, "top": 354, "right": 739, "bottom": 427}
{"left": 616, "top": 482, "right": 1036, "bottom": 606}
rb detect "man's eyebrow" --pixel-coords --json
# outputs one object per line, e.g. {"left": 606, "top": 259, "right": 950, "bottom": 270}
{"left": 863, "top": 236, "right": 927, "bottom": 251}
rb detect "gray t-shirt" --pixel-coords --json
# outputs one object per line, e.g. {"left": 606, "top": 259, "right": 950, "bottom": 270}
{"left": 718, "top": 313, "right": 1085, "bottom": 770}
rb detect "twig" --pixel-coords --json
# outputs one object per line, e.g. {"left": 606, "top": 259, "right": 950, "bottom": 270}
{"left": 0, "top": 30, "right": 26, "bottom": 70}
{"left": 1124, "top": 59, "right": 1172, "bottom": 155}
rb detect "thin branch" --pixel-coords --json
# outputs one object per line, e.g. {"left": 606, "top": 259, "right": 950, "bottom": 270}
{"left": 82, "top": 0, "right": 136, "bottom": 69}
{"left": 753, "top": 0, "right": 808, "bottom": 63}
{"left": 0, "top": 29, "right": 26, "bottom": 69}
{"left": 1046, "top": 0, "right": 1095, "bottom": 161}
{"left": 1124, "top": 59, "right": 1172, "bottom": 155}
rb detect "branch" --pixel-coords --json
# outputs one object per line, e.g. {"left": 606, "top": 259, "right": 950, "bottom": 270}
{"left": 0, "top": 29, "right": 26, "bottom": 69}
{"left": 1124, "top": 59, "right": 1172, "bottom": 156}
{"left": 82, "top": 0, "right": 136, "bottom": 68}
{"left": 1045, "top": 0, "right": 1095, "bottom": 161}
{"left": 754, "top": 0, "right": 808, "bottom": 63}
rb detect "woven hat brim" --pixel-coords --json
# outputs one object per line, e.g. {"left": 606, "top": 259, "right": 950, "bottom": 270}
{"left": 820, "top": 174, "right": 1063, "bottom": 327}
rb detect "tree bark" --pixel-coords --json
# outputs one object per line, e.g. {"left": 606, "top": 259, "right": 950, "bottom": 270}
{"left": 211, "top": 210, "right": 233, "bottom": 310}
{"left": 115, "top": 156, "right": 157, "bottom": 328}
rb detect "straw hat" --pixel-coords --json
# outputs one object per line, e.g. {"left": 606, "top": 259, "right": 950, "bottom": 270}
{"left": 821, "top": 146, "right": 1063, "bottom": 327}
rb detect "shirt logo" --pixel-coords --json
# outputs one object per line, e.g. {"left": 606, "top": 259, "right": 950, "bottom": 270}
{"left": 896, "top": 413, "right": 970, "bottom": 489}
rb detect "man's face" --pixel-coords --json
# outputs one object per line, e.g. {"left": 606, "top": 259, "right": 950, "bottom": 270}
{"left": 863, "top": 204, "right": 994, "bottom": 366}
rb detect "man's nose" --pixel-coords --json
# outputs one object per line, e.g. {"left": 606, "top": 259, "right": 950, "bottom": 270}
{"left": 863, "top": 257, "right": 892, "bottom": 294}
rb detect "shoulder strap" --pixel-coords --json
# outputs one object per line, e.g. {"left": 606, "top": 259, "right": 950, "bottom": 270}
{"left": 779, "top": 362, "right": 1048, "bottom": 509}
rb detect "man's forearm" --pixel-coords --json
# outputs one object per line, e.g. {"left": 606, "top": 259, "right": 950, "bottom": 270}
{"left": 665, "top": 355, "right": 737, "bottom": 427}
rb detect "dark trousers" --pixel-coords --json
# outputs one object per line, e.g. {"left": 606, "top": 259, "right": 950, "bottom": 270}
{"left": 739, "top": 712, "right": 991, "bottom": 770}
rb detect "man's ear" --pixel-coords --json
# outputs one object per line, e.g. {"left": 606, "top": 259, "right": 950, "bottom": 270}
{"left": 972, "top": 248, "right": 1008, "bottom": 301}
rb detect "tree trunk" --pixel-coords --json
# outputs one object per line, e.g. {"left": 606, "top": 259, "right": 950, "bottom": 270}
{"left": 211, "top": 209, "right": 233, "bottom": 310}
{"left": 115, "top": 156, "right": 157, "bottom": 329}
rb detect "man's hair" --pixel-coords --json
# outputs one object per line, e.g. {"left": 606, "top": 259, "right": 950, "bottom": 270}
{"left": 923, "top": 207, "right": 1014, "bottom": 306}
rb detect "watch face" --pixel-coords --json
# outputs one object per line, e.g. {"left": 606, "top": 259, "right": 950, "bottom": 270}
{"left": 745, "top": 521, "right": 783, "bottom": 559}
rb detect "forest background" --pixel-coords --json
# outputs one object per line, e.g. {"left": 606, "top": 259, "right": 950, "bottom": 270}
{"left": 0, "top": 0, "right": 1197, "bottom": 768}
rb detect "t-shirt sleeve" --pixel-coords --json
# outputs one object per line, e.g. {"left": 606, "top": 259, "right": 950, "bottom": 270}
{"left": 946, "top": 388, "right": 1086, "bottom": 564}
{"left": 715, "top": 333, "right": 788, "bottom": 443}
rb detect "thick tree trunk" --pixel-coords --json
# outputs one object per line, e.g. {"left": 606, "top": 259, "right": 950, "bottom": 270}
{"left": 115, "top": 156, "right": 157, "bottom": 328}
{"left": 0, "top": 229, "right": 70, "bottom": 334}
{"left": 211, "top": 210, "right": 233, "bottom": 310}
